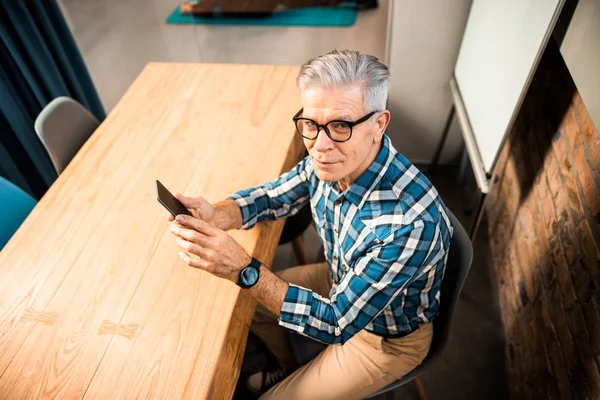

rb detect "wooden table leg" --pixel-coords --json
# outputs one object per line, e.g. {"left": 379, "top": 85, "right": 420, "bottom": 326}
{"left": 291, "top": 236, "right": 309, "bottom": 265}
{"left": 414, "top": 378, "right": 428, "bottom": 400}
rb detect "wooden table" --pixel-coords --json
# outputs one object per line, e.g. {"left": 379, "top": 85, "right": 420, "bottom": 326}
{"left": 0, "top": 63, "right": 304, "bottom": 399}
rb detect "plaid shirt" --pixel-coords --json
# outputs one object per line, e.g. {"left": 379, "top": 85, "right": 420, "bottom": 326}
{"left": 227, "top": 135, "right": 453, "bottom": 345}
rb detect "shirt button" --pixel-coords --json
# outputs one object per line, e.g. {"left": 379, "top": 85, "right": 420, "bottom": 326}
{"left": 333, "top": 227, "right": 338, "bottom": 234}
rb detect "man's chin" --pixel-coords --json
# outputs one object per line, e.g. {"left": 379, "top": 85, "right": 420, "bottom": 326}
{"left": 314, "top": 169, "right": 339, "bottom": 182}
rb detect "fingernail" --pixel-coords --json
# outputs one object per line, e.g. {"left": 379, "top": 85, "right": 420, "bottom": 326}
{"left": 170, "top": 225, "right": 177, "bottom": 233}
{"left": 175, "top": 215, "right": 183, "bottom": 222}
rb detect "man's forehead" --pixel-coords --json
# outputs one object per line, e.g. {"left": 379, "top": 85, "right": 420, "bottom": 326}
{"left": 300, "top": 86, "right": 364, "bottom": 118}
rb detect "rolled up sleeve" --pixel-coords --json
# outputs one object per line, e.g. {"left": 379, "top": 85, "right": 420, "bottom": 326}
{"left": 227, "top": 156, "right": 312, "bottom": 229}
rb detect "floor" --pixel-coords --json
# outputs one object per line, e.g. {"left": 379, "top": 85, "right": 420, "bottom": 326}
{"left": 60, "top": 0, "right": 389, "bottom": 112}
{"left": 60, "top": 1, "right": 508, "bottom": 398}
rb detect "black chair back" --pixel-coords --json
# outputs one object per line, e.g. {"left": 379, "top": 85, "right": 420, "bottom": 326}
{"left": 366, "top": 210, "right": 474, "bottom": 397}
{"left": 428, "top": 210, "right": 474, "bottom": 359}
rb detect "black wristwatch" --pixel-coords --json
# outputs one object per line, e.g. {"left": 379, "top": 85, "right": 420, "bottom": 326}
{"left": 237, "top": 257, "right": 261, "bottom": 289}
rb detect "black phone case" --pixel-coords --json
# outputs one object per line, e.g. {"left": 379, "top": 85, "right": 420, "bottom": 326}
{"left": 155, "top": 180, "right": 192, "bottom": 217}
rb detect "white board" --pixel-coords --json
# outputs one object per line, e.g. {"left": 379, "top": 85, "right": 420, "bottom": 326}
{"left": 454, "top": 0, "right": 564, "bottom": 191}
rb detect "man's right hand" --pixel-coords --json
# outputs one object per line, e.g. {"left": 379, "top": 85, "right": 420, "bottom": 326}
{"left": 167, "top": 194, "right": 216, "bottom": 226}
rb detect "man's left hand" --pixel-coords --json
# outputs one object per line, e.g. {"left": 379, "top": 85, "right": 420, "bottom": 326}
{"left": 169, "top": 214, "right": 251, "bottom": 283}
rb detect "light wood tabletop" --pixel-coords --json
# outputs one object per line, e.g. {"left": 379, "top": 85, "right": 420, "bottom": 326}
{"left": 0, "top": 63, "right": 304, "bottom": 399}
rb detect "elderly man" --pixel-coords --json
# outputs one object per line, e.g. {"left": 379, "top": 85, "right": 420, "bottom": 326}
{"left": 168, "top": 50, "right": 453, "bottom": 399}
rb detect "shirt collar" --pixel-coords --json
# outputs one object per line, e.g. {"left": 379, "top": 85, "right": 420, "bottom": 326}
{"left": 341, "top": 134, "right": 394, "bottom": 207}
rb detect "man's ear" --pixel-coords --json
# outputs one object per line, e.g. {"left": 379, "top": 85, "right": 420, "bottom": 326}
{"left": 374, "top": 110, "right": 391, "bottom": 141}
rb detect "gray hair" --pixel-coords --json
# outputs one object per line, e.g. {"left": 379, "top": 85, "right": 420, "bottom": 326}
{"left": 296, "top": 50, "right": 390, "bottom": 113}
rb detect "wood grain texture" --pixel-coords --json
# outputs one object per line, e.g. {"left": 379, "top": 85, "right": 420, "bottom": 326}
{"left": 0, "top": 63, "right": 303, "bottom": 399}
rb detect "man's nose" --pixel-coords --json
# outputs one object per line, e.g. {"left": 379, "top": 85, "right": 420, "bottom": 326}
{"left": 313, "top": 126, "right": 335, "bottom": 152}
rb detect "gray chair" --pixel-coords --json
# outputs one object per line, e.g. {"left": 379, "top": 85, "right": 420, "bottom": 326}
{"left": 290, "top": 210, "right": 474, "bottom": 400}
{"left": 34, "top": 96, "right": 100, "bottom": 174}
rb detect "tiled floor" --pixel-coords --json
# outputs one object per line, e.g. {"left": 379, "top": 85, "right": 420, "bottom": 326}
{"left": 61, "top": 1, "right": 508, "bottom": 398}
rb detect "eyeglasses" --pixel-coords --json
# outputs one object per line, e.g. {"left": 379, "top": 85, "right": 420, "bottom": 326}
{"left": 292, "top": 108, "right": 377, "bottom": 143}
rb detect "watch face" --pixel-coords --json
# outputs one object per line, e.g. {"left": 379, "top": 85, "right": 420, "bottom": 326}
{"left": 241, "top": 266, "right": 259, "bottom": 286}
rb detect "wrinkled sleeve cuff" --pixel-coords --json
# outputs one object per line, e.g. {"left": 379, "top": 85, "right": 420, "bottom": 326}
{"left": 278, "top": 284, "right": 312, "bottom": 334}
{"left": 226, "top": 192, "right": 258, "bottom": 229}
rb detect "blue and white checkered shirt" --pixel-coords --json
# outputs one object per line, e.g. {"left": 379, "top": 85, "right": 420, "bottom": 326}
{"left": 228, "top": 135, "right": 453, "bottom": 345}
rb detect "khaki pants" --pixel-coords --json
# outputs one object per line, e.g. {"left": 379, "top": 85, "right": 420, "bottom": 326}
{"left": 250, "top": 263, "right": 434, "bottom": 400}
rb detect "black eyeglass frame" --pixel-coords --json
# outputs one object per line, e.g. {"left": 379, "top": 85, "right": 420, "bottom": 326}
{"left": 292, "top": 108, "right": 378, "bottom": 143}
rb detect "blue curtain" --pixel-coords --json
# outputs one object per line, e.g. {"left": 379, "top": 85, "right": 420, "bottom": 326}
{"left": 0, "top": 0, "right": 105, "bottom": 199}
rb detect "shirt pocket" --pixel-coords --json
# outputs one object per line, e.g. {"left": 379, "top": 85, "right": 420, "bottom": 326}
{"left": 341, "top": 232, "right": 382, "bottom": 271}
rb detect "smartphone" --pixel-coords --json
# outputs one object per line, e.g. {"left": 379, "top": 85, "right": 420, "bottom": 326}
{"left": 155, "top": 180, "right": 193, "bottom": 218}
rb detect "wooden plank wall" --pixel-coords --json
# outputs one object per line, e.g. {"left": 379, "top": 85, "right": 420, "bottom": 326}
{"left": 484, "top": 40, "right": 600, "bottom": 399}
